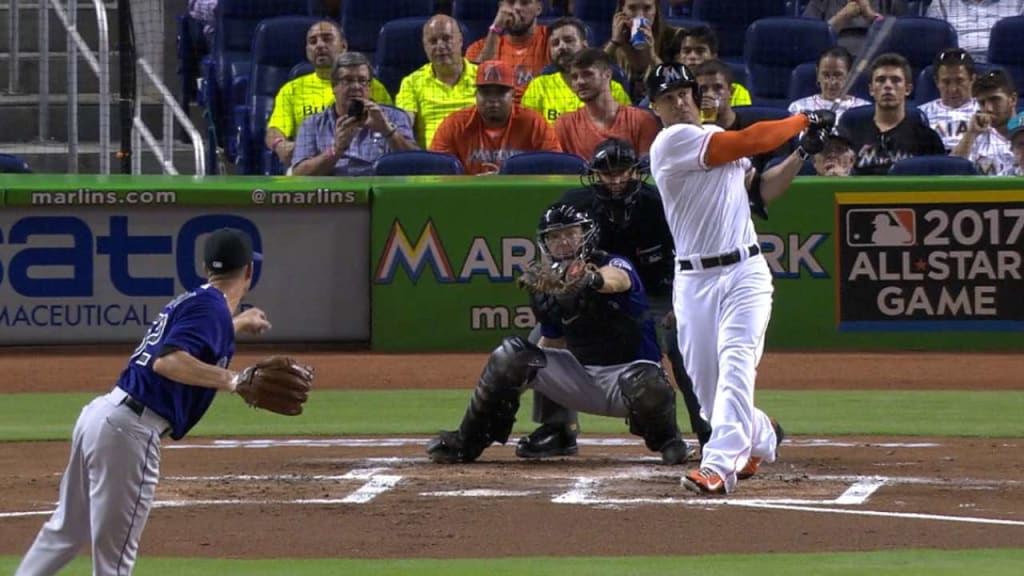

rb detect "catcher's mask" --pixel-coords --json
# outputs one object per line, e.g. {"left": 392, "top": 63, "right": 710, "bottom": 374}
{"left": 537, "top": 203, "right": 598, "bottom": 262}
{"left": 584, "top": 137, "right": 643, "bottom": 205}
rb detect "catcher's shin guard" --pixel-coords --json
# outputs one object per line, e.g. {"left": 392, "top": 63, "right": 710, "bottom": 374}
{"left": 617, "top": 362, "right": 684, "bottom": 453}
{"left": 456, "top": 336, "right": 546, "bottom": 455}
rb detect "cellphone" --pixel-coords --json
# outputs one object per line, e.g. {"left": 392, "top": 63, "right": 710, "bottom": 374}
{"left": 346, "top": 99, "right": 365, "bottom": 119}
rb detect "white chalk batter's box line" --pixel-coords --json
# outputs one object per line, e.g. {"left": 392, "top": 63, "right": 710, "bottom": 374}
{"left": 165, "top": 437, "right": 962, "bottom": 450}
{"left": 5, "top": 460, "right": 1023, "bottom": 528}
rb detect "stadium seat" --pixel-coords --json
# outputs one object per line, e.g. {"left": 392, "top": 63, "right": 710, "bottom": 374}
{"left": 864, "top": 16, "right": 958, "bottom": 98}
{"left": 452, "top": 0, "right": 499, "bottom": 46}
{"left": 232, "top": 16, "right": 321, "bottom": 175}
{"left": 913, "top": 63, "right": 999, "bottom": 106}
{"left": 691, "top": 0, "right": 788, "bottom": 63}
{"left": 665, "top": 17, "right": 709, "bottom": 32}
{"left": 788, "top": 61, "right": 870, "bottom": 103}
{"left": 499, "top": 151, "right": 588, "bottom": 174}
{"left": 744, "top": 18, "right": 835, "bottom": 107}
{"left": 987, "top": 16, "right": 1024, "bottom": 101}
{"left": 734, "top": 105, "right": 791, "bottom": 124}
{"left": 203, "top": 0, "right": 310, "bottom": 156}
{"left": 341, "top": 0, "right": 435, "bottom": 61}
{"left": 0, "top": 153, "right": 31, "bottom": 173}
{"left": 889, "top": 155, "right": 980, "bottom": 175}
{"left": 377, "top": 18, "right": 430, "bottom": 98}
{"left": 572, "top": 0, "right": 618, "bottom": 48}
{"left": 374, "top": 150, "right": 465, "bottom": 175}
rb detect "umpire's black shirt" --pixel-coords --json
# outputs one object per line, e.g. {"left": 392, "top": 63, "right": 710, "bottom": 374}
{"left": 560, "top": 183, "right": 675, "bottom": 299}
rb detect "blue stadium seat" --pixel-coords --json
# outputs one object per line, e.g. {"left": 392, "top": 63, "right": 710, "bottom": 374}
{"left": 499, "top": 151, "right": 589, "bottom": 174}
{"left": 744, "top": 18, "right": 836, "bottom": 107}
{"left": 864, "top": 16, "right": 958, "bottom": 98}
{"left": 573, "top": 0, "right": 617, "bottom": 48}
{"left": 377, "top": 18, "right": 430, "bottom": 98}
{"left": 665, "top": 17, "right": 709, "bottom": 32}
{"left": 341, "top": 0, "right": 434, "bottom": 61}
{"left": 232, "top": 16, "right": 322, "bottom": 175}
{"left": 203, "top": 0, "right": 311, "bottom": 155}
{"left": 0, "top": 153, "right": 31, "bottom": 173}
{"left": 691, "top": 0, "right": 788, "bottom": 62}
{"left": 913, "top": 63, "right": 999, "bottom": 106}
{"left": 788, "top": 61, "right": 870, "bottom": 103}
{"left": 734, "top": 105, "right": 791, "bottom": 124}
{"left": 374, "top": 150, "right": 465, "bottom": 175}
{"left": 889, "top": 155, "right": 980, "bottom": 175}
{"left": 987, "top": 16, "right": 1024, "bottom": 101}
{"left": 452, "top": 0, "right": 498, "bottom": 46}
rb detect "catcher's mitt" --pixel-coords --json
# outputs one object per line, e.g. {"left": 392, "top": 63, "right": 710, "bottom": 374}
{"left": 234, "top": 356, "right": 314, "bottom": 416}
{"left": 517, "top": 258, "right": 602, "bottom": 295}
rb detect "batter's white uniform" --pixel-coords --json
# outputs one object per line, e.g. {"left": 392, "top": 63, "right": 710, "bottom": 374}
{"left": 649, "top": 122, "right": 780, "bottom": 493}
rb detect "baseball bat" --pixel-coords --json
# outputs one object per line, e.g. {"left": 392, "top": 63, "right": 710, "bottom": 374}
{"left": 831, "top": 16, "right": 897, "bottom": 111}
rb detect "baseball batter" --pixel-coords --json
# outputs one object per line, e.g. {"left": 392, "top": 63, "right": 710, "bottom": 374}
{"left": 645, "top": 63, "right": 835, "bottom": 495}
{"left": 16, "top": 229, "right": 312, "bottom": 575}
{"left": 426, "top": 203, "right": 689, "bottom": 465}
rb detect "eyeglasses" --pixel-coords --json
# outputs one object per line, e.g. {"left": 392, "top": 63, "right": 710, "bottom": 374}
{"left": 937, "top": 49, "right": 969, "bottom": 64}
{"left": 335, "top": 76, "right": 371, "bottom": 87}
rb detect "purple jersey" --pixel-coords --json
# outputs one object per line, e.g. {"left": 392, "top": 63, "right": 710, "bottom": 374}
{"left": 115, "top": 285, "right": 235, "bottom": 440}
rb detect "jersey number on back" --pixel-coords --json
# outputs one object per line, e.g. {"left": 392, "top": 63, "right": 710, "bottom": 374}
{"left": 129, "top": 312, "right": 169, "bottom": 367}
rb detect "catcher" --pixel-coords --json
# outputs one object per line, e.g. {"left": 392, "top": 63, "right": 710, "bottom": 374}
{"left": 16, "top": 228, "right": 313, "bottom": 576}
{"left": 426, "top": 203, "right": 689, "bottom": 465}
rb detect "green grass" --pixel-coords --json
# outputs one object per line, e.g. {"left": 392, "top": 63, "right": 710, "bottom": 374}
{"left": 1, "top": 390, "right": 1022, "bottom": 442}
{"left": 2, "top": 549, "right": 1023, "bottom": 575}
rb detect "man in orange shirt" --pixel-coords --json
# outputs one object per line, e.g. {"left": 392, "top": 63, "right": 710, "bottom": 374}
{"left": 431, "top": 60, "right": 560, "bottom": 175}
{"left": 555, "top": 48, "right": 661, "bottom": 161}
{"left": 466, "top": 0, "right": 550, "bottom": 102}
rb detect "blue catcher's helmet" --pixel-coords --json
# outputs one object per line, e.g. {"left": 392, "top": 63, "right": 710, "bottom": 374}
{"left": 536, "top": 203, "right": 599, "bottom": 262}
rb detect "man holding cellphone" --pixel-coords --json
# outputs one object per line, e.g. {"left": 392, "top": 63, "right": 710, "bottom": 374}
{"left": 291, "top": 52, "right": 417, "bottom": 176}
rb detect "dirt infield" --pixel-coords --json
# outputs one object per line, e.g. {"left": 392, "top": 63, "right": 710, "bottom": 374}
{"left": 1, "top": 350, "right": 1022, "bottom": 559}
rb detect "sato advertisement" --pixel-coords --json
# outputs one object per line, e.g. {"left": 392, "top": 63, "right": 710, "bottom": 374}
{"left": 0, "top": 208, "right": 370, "bottom": 344}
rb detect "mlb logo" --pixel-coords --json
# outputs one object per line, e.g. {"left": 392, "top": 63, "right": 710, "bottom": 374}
{"left": 846, "top": 208, "right": 916, "bottom": 247}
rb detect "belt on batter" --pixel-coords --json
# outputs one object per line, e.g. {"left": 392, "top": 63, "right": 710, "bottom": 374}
{"left": 678, "top": 243, "right": 761, "bottom": 271}
{"left": 112, "top": 389, "right": 171, "bottom": 438}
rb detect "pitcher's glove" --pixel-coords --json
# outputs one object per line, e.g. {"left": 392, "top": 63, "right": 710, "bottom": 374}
{"left": 517, "top": 258, "right": 603, "bottom": 295}
{"left": 233, "top": 356, "right": 314, "bottom": 416}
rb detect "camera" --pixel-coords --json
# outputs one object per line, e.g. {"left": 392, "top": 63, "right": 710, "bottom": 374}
{"left": 346, "top": 99, "right": 365, "bottom": 119}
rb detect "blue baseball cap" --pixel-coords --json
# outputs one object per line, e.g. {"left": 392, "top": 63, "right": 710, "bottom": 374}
{"left": 1009, "top": 111, "right": 1024, "bottom": 141}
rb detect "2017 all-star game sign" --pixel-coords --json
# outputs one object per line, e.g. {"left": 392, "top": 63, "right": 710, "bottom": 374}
{"left": 835, "top": 191, "right": 1024, "bottom": 331}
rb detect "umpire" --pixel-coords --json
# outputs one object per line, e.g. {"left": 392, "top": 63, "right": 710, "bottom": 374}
{"left": 521, "top": 138, "right": 712, "bottom": 459}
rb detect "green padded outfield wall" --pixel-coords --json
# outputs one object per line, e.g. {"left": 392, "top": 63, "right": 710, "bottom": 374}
{"left": 371, "top": 176, "right": 1024, "bottom": 352}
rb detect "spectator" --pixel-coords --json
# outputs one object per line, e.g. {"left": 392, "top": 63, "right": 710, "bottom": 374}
{"left": 803, "top": 1, "right": 909, "bottom": 55}
{"left": 696, "top": 60, "right": 792, "bottom": 171}
{"left": 431, "top": 60, "right": 560, "bottom": 175}
{"left": 663, "top": 26, "right": 751, "bottom": 107}
{"left": 839, "top": 53, "right": 945, "bottom": 175}
{"left": 604, "top": 0, "right": 671, "bottom": 103}
{"left": 554, "top": 49, "right": 660, "bottom": 160}
{"left": 1005, "top": 111, "right": 1024, "bottom": 175}
{"left": 788, "top": 47, "right": 870, "bottom": 123}
{"left": 919, "top": 48, "right": 980, "bottom": 151}
{"left": 266, "top": 21, "right": 393, "bottom": 166}
{"left": 291, "top": 52, "right": 416, "bottom": 176}
{"left": 522, "top": 18, "right": 632, "bottom": 124}
{"left": 466, "top": 0, "right": 550, "bottom": 102}
{"left": 187, "top": 0, "right": 217, "bottom": 46}
{"left": 395, "top": 15, "right": 479, "bottom": 148}
{"left": 952, "top": 69, "right": 1019, "bottom": 175}
{"left": 813, "top": 132, "right": 857, "bottom": 176}
{"left": 927, "top": 0, "right": 1024, "bottom": 63}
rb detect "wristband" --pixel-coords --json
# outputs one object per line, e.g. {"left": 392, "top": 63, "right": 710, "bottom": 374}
{"left": 797, "top": 147, "right": 811, "bottom": 161}
{"left": 489, "top": 24, "right": 504, "bottom": 35}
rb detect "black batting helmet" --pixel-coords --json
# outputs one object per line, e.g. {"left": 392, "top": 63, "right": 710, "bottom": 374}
{"left": 646, "top": 62, "right": 700, "bottom": 103}
{"left": 537, "top": 203, "right": 598, "bottom": 261}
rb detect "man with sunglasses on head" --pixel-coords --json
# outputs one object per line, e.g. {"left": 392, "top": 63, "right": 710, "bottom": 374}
{"left": 952, "top": 69, "right": 1019, "bottom": 175}
{"left": 927, "top": 0, "right": 1024, "bottom": 63}
{"left": 837, "top": 53, "right": 945, "bottom": 175}
{"left": 919, "top": 48, "right": 980, "bottom": 152}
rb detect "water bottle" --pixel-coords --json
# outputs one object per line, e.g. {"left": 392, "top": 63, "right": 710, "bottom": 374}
{"left": 630, "top": 17, "right": 650, "bottom": 50}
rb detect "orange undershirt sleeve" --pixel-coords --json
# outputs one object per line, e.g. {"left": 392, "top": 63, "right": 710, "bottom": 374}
{"left": 705, "top": 114, "right": 810, "bottom": 167}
